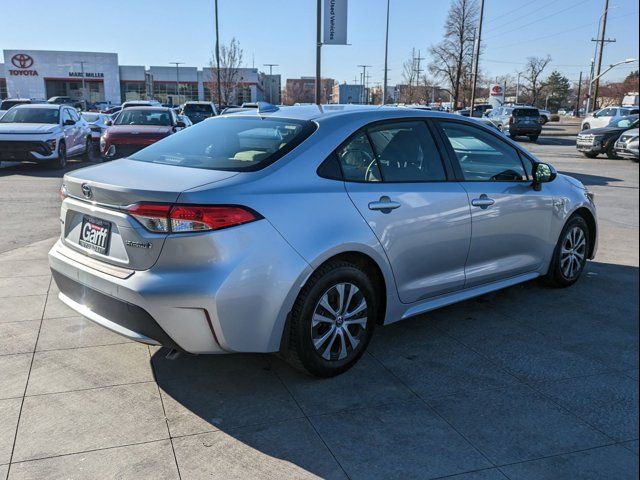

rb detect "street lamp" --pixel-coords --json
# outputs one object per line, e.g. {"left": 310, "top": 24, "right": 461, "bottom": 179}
{"left": 170, "top": 62, "right": 184, "bottom": 106}
{"left": 263, "top": 64, "right": 279, "bottom": 104}
{"left": 586, "top": 58, "right": 636, "bottom": 113}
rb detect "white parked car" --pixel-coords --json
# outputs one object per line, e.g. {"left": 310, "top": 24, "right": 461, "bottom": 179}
{"left": 614, "top": 127, "right": 639, "bottom": 161}
{"left": 581, "top": 106, "right": 639, "bottom": 130}
{"left": 539, "top": 109, "right": 551, "bottom": 124}
{"left": 0, "top": 104, "right": 93, "bottom": 168}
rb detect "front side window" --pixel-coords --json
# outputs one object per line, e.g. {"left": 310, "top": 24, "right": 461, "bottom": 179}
{"left": 0, "top": 108, "right": 60, "bottom": 124}
{"left": 439, "top": 121, "right": 529, "bottom": 182}
{"left": 130, "top": 116, "right": 316, "bottom": 171}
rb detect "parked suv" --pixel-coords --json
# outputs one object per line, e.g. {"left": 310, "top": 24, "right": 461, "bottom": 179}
{"left": 581, "top": 106, "right": 639, "bottom": 130}
{"left": 577, "top": 114, "right": 639, "bottom": 158}
{"left": 181, "top": 101, "right": 218, "bottom": 124}
{"left": 50, "top": 106, "right": 597, "bottom": 377}
{"left": 486, "top": 106, "right": 542, "bottom": 141}
{"left": 0, "top": 104, "right": 92, "bottom": 168}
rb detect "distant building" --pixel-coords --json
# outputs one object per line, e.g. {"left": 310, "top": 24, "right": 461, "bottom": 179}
{"left": 284, "top": 76, "right": 334, "bottom": 105}
{"left": 263, "top": 74, "right": 281, "bottom": 104}
{"left": 332, "top": 83, "right": 364, "bottom": 104}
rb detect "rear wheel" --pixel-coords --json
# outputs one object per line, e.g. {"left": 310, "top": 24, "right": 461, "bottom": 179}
{"left": 544, "top": 215, "right": 590, "bottom": 288}
{"left": 605, "top": 143, "right": 619, "bottom": 159}
{"left": 582, "top": 151, "right": 598, "bottom": 158}
{"left": 84, "top": 137, "right": 96, "bottom": 162}
{"left": 284, "top": 260, "right": 378, "bottom": 377}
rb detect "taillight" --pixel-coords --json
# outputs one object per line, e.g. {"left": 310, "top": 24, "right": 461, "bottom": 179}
{"left": 509, "top": 116, "right": 513, "bottom": 125}
{"left": 127, "top": 204, "right": 260, "bottom": 233}
{"left": 59, "top": 184, "right": 67, "bottom": 199}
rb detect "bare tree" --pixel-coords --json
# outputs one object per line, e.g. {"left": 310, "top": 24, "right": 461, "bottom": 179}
{"left": 208, "top": 37, "right": 244, "bottom": 105}
{"left": 522, "top": 55, "right": 552, "bottom": 106}
{"left": 428, "top": 0, "right": 479, "bottom": 108}
{"left": 400, "top": 50, "right": 417, "bottom": 103}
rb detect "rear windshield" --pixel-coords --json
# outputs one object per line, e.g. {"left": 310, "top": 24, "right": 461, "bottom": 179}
{"left": 184, "top": 104, "right": 213, "bottom": 114}
{"left": 513, "top": 108, "right": 540, "bottom": 117}
{"left": 1, "top": 100, "right": 30, "bottom": 110}
{"left": 81, "top": 113, "right": 100, "bottom": 123}
{"left": 130, "top": 116, "right": 316, "bottom": 171}
{"left": 0, "top": 108, "right": 59, "bottom": 124}
{"left": 115, "top": 109, "right": 172, "bottom": 126}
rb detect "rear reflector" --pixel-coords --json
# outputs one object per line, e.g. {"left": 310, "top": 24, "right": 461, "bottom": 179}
{"left": 127, "top": 204, "right": 260, "bottom": 233}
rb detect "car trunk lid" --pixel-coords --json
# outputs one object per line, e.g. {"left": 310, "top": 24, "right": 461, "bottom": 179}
{"left": 61, "top": 159, "right": 239, "bottom": 270}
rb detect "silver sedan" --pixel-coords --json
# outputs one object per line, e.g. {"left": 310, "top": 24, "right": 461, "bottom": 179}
{"left": 49, "top": 105, "right": 597, "bottom": 377}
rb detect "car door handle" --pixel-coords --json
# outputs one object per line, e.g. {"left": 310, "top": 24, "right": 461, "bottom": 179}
{"left": 368, "top": 196, "right": 401, "bottom": 212}
{"left": 471, "top": 195, "right": 495, "bottom": 209}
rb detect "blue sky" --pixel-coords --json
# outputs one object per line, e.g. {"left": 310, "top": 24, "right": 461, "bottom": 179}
{"left": 1, "top": 0, "right": 638, "bottom": 86}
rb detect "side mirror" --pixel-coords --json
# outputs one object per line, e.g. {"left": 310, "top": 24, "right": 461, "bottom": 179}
{"left": 63, "top": 119, "right": 76, "bottom": 126}
{"left": 175, "top": 120, "right": 186, "bottom": 129}
{"left": 532, "top": 162, "right": 557, "bottom": 191}
{"left": 105, "top": 119, "right": 113, "bottom": 126}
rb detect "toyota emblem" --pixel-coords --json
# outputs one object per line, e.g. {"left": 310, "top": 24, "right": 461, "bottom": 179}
{"left": 81, "top": 183, "right": 93, "bottom": 199}
{"left": 11, "top": 54, "right": 34, "bottom": 69}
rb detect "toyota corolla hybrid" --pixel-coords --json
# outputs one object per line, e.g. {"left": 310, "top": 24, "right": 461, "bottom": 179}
{"left": 49, "top": 104, "right": 597, "bottom": 377}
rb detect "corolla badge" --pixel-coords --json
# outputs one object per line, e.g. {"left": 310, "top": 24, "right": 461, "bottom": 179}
{"left": 81, "top": 183, "right": 93, "bottom": 199}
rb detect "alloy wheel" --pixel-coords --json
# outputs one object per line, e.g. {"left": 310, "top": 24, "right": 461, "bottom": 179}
{"left": 311, "top": 282, "right": 368, "bottom": 361}
{"left": 560, "top": 226, "right": 586, "bottom": 279}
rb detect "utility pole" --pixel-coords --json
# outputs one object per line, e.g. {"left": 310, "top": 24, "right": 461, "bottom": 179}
{"left": 214, "top": 0, "right": 223, "bottom": 107}
{"left": 470, "top": 0, "right": 485, "bottom": 115}
{"left": 515, "top": 71, "right": 522, "bottom": 104}
{"left": 592, "top": 0, "right": 615, "bottom": 111}
{"left": 575, "top": 71, "right": 583, "bottom": 117}
{"left": 586, "top": 58, "right": 596, "bottom": 112}
{"left": 315, "top": 0, "right": 322, "bottom": 105}
{"left": 357, "top": 65, "right": 371, "bottom": 104}
{"left": 170, "top": 62, "right": 184, "bottom": 106}
{"left": 263, "top": 64, "right": 279, "bottom": 103}
{"left": 414, "top": 50, "right": 425, "bottom": 102}
{"left": 382, "top": 0, "right": 390, "bottom": 104}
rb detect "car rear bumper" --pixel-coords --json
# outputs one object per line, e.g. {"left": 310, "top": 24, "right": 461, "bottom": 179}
{"left": 48, "top": 220, "right": 312, "bottom": 354}
{"left": 508, "top": 126, "right": 542, "bottom": 135}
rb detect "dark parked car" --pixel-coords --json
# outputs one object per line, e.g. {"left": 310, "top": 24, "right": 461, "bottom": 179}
{"left": 181, "top": 101, "right": 218, "bottom": 124}
{"left": 486, "top": 106, "right": 542, "bottom": 141}
{"left": 456, "top": 104, "right": 492, "bottom": 118}
{"left": 576, "top": 114, "right": 639, "bottom": 159}
{"left": 100, "top": 107, "right": 186, "bottom": 160}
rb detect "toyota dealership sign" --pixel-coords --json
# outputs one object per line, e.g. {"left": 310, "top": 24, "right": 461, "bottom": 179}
{"left": 9, "top": 53, "right": 39, "bottom": 76}
{"left": 488, "top": 83, "right": 504, "bottom": 109}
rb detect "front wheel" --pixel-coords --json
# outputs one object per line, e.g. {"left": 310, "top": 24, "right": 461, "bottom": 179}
{"left": 582, "top": 123, "right": 590, "bottom": 130}
{"left": 544, "top": 215, "right": 590, "bottom": 288}
{"left": 582, "top": 151, "right": 599, "bottom": 158}
{"left": 605, "top": 143, "right": 619, "bottom": 159}
{"left": 529, "top": 135, "right": 539, "bottom": 142}
{"left": 54, "top": 142, "right": 67, "bottom": 169}
{"left": 84, "top": 138, "right": 96, "bottom": 162}
{"left": 284, "top": 260, "right": 378, "bottom": 377}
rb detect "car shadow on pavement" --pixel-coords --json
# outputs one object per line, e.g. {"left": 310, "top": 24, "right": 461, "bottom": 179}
{"left": 530, "top": 137, "right": 577, "bottom": 146}
{"left": 0, "top": 157, "right": 97, "bottom": 177}
{"left": 558, "top": 171, "right": 623, "bottom": 187}
{"left": 151, "top": 260, "right": 638, "bottom": 479}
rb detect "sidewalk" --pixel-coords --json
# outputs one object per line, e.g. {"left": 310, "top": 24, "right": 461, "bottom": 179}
{"left": 0, "top": 237, "right": 637, "bottom": 480}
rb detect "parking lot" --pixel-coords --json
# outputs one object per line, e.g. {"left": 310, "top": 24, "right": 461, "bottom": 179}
{"left": 0, "top": 121, "right": 638, "bottom": 479}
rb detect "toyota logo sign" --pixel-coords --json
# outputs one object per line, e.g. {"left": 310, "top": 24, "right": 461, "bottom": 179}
{"left": 11, "top": 54, "right": 34, "bottom": 69}
{"left": 81, "top": 184, "right": 93, "bottom": 199}
{"left": 491, "top": 85, "right": 503, "bottom": 96}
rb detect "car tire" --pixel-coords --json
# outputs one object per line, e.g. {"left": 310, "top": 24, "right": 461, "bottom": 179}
{"left": 582, "top": 151, "right": 599, "bottom": 158}
{"left": 509, "top": 132, "right": 517, "bottom": 139}
{"left": 543, "top": 215, "right": 590, "bottom": 288}
{"left": 605, "top": 143, "right": 619, "bottom": 160}
{"left": 582, "top": 123, "right": 590, "bottom": 130}
{"left": 54, "top": 142, "right": 67, "bottom": 169}
{"left": 84, "top": 137, "right": 96, "bottom": 162}
{"left": 284, "top": 260, "right": 378, "bottom": 377}
{"left": 529, "top": 135, "right": 539, "bottom": 142}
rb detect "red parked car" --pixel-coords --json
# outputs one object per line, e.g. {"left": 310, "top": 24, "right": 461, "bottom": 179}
{"left": 100, "top": 107, "right": 186, "bottom": 160}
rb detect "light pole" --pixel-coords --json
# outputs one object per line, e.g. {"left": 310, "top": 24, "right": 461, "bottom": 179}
{"left": 469, "top": 0, "right": 485, "bottom": 115}
{"left": 586, "top": 58, "right": 636, "bottom": 113}
{"left": 170, "top": 62, "right": 184, "bottom": 106}
{"left": 74, "top": 61, "right": 88, "bottom": 105}
{"left": 357, "top": 65, "right": 371, "bottom": 104}
{"left": 515, "top": 71, "right": 522, "bottom": 104}
{"left": 382, "top": 0, "right": 390, "bottom": 104}
{"left": 263, "top": 64, "right": 279, "bottom": 104}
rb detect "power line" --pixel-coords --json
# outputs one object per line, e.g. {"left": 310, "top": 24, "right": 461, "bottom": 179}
{"left": 483, "top": 0, "right": 558, "bottom": 27}
{"left": 484, "top": 0, "right": 591, "bottom": 39}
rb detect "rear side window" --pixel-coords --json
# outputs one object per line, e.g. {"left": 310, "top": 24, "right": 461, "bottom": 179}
{"left": 439, "top": 121, "right": 529, "bottom": 182}
{"left": 130, "top": 116, "right": 316, "bottom": 171}
{"left": 184, "top": 104, "right": 213, "bottom": 114}
{"left": 336, "top": 120, "right": 446, "bottom": 183}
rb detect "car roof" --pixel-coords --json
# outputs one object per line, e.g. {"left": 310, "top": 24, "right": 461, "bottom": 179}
{"left": 227, "top": 104, "right": 485, "bottom": 124}
{"left": 118, "top": 106, "right": 172, "bottom": 111}
{"left": 13, "top": 103, "right": 61, "bottom": 110}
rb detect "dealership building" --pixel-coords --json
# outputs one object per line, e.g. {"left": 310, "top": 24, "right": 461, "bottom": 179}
{"left": 0, "top": 49, "right": 276, "bottom": 105}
